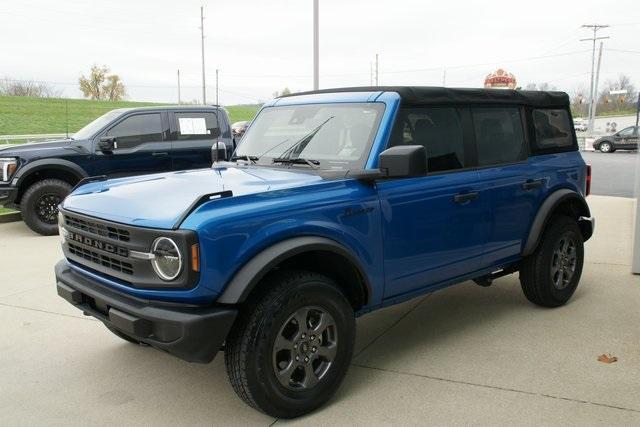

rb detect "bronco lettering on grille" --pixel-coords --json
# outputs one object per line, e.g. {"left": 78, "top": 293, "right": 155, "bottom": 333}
{"left": 68, "top": 231, "right": 129, "bottom": 257}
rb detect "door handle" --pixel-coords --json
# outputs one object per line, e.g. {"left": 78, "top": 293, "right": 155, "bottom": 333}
{"left": 522, "top": 179, "right": 543, "bottom": 190}
{"left": 453, "top": 192, "right": 479, "bottom": 204}
{"left": 152, "top": 152, "right": 169, "bottom": 157}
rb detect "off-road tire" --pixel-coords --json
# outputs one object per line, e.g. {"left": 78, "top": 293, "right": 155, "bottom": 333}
{"left": 520, "top": 215, "right": 584, "bottom": 307}
{"left": 21, "top": 179, "right": 72, "bottom": 236}
{"left": 224, "top": 270, "right": 355, "bottom": 419}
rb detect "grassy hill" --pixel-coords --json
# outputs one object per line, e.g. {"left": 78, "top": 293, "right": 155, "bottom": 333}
{"left": 0, "top": 96, "right": 259, "bottom": 137}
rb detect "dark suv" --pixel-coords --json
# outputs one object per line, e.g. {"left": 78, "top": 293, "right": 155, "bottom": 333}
{"left": 55, "top": 87, "right": 594, "bottom": 418}
{"left": 0, "top": 106, "right": 233, "bottom": 235}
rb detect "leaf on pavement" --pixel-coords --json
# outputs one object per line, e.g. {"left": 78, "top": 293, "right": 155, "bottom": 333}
{"left": 597, "top": 353, "right": 618, "bottom": 364}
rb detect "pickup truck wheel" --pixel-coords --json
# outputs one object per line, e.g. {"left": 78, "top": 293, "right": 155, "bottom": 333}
{"left": 224, "top": 270, "right": 355, "bottom": 419}
{"left": 21, "top": 179, "right": 72, "bottom": 236}
{"left": 520, "top": 215, "right": 584, "bottom": 307}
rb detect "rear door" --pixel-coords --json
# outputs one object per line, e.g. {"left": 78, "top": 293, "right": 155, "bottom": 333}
{"left": 378, "top": 106, "right": 491, "bottom": 299}
{"left": 473, "top": 106, "right": 537, "bottom": 267}
{"left": 93, "top": 111, "right": 171, "bottom": 177}
{"left": 169, "top": 110, "right": 222, "bottom": 170}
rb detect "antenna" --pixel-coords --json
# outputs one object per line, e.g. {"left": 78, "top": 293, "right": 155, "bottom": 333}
{"left": 214, "top": 68, "right": 220, "bottom": 163}
{"left": 65, "top": 98, "right": 69, "bottom": 139}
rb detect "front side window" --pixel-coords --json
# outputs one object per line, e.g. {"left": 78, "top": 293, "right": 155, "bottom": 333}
{"left": 472, "top": 107, "right": 525, "bottom": 166}
{"left": 389, "top": 107, "right": 465, "bottom": 172}
{"left": 532, "top": 109, "right": 574, "bottom": 150}
{"left": 106, "top": 113, "right": 163, "bottom": 149}
{"left": 236, "top": 103, "right": 384, "bottom": 170}
{"left": 174, "top": 112, "right": 220, "bottom": 141}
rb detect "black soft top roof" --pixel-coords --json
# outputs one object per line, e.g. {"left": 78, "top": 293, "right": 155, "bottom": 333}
{"left": 281, "top": 86, "right": 570, "bottom": 108}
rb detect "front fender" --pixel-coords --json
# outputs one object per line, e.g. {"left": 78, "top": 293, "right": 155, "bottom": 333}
{"left": 14, "top": 158, "right": 87, "bottom": 187}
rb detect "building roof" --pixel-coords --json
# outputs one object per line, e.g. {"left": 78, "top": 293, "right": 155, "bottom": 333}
{"left": 281, "top": 86, "right": 570, "bottom": 108}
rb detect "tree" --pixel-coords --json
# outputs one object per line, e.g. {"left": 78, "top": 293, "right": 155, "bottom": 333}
{"left": 103, "top": 75, "right": 126, "bottom": 101}
{"left": 0, "top": 77, "right": 62, "bottom": 97}
{"left": 524, "top": 82, "right": 557, "bottom": 91}
{"left": 597, "top": 74, "right": 637, "bottom": 113}
{"left": 272, "top": 87, "right": 293, "bottom": 98}
{"left": 78, "top": 65, "right": 126, "bottom": 101}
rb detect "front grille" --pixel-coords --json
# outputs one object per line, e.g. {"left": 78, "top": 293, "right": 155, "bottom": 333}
{"left": 68, "top": 242, "right": 134, "bottom": 275}
{"left": 64, "top": 213, "right": 130, "bottom": 242}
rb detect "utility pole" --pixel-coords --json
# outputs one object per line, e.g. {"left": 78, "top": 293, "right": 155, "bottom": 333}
{"left": 313, "top": 0, "right": 319, "bottom": 90}
{"left": 591, "top": 42, "right": 604, "bottom": 127}
{"left": 442, "top": 69, "right": 446, "bottom": 87}
{"left": 200, "top": 6, "right": 206, "bottom": 104}
{"left": 370, "top": 62, "right": 373, "bottom": 86}
{"left": 580, "top": 24, "right": 609, "bottom": 132}
{"left": 375, "top": 53, "right": 379, "bottom": 86}
{"left": 636, "top": 92, "right": 640, "bottom": 127}
{"left": 177, "top": 69, "right": 181, "bottom": 104}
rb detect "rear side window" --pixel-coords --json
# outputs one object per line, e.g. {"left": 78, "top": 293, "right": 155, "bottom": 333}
{"left": 389, "top": 107, "right": 465, "bottom": 172}
{"left": 106, "top": 113, "right": 163, "bottom": 149}
{"left": 472, "top": 107, "right": 526, "bottom": 166}
{"left": 532, "top": 109, "right": 574, "bottom": 150}
{"left": 174, "top": 112, "right": 220, "bottom": 141}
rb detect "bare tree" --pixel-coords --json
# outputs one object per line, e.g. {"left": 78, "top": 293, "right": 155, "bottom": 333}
{"left": 0, "top": 77, "right": 62, "bottom": 97}
{"left": 523, "top": 82, "right": 557, "bottom": 92}
{"left": 79, "top": 65, "right": 126, "bottom": 101}
{"left": 597, "top": 74, "right": 637, "bottom": 112}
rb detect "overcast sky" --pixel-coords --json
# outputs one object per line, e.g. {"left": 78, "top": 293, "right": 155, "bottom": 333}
{"left": 2, "top": 0, "right": 639, "bottom": 105}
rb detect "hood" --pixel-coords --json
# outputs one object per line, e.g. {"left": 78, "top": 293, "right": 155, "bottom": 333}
{"left": 0, "top": 139, "right": 72, "bottom": 154}
{"left": 62, "top": 165, "right": 325, "bottom": 229}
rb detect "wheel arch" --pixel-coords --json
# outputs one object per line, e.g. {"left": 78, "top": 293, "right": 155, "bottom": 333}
{"left": 217, "top": 236, "right": 371, "bottom": 311}
{"left": 14, "top": 160, "right": 87, "bottom": 204}
{"left": 522, "top": 189, "right": 593, "bottom": 256}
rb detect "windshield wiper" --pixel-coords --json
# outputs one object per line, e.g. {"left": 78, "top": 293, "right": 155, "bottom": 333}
{"left": 272, "top": 157, "right": 320, "bottom": 168}
{"left": 231, "top": 154, "right": 258, "bottom": 164}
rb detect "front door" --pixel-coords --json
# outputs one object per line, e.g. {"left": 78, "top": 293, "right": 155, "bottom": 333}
{"left": 93, "top": 111, "right": 171, "bottom": 177}
{"left": 615, "top": 126, "right": 639, "bottom": 149}
{"left": 379, "top": 105, "right": 489, "bottom": 299}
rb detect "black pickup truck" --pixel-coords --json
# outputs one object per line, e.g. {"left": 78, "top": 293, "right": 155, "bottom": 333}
{"left": 0, "top": 106, "right": 233, "bottom": 235}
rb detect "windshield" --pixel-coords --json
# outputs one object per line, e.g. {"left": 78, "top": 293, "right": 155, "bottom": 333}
{"left": 73, "top": 110, "right": 124, "bottom": 140}
{"left": 235, "top": 103, "right": 384, "bottom": 170}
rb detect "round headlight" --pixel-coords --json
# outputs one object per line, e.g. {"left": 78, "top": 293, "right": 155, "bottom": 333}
{"left": 151, "top": 237, "right": 182, "bottom": 281}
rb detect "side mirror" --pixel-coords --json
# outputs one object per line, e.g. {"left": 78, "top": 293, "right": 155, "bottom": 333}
{"left": 98, "top": 136, "right": 116, "bottom": 152}
{"left": 379, "top": 145, "right": 427, "bottom": 178}
{"left": 211, "top": 141, "right": 227, "bottom": 163}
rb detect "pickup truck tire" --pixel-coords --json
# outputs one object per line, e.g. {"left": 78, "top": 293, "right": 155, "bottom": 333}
{"left": 21, "top": 179, "right": 72, "bottom": 236}
{"left": 520, "top": 215, "right": 584, "bottom": 307}
{"left": 224, "top": 270, "right": 355, "bottom": 419}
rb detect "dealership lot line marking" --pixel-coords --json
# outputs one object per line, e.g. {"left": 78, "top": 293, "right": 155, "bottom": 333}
{"left": 351, "top": 364, "right": 640, "bottom": 414}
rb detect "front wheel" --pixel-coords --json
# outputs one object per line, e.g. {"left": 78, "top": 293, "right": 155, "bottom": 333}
{"left": 21, "top": 179, "right": 72, "bottom": 236}
{"left": 599, "top": 142, "right": 613, "bottom": 153}
{"left": 520, "top": 215, "right": 584, "bottom": 307}
{"left": 224, "top": 270, "right": 355, "bottom": 419}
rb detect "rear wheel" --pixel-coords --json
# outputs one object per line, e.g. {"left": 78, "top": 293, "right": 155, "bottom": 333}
{"left": 520, "top": 215, "right": 584, "bottom": 307}
{"left": 224, "top": 270, "right": 355, "bottom": 419}
{"left": 21, "top": 179, "right": 72, "bottom": 236}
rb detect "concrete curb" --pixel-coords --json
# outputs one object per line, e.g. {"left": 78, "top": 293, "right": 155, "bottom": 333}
{"left": 0, "top": 212, "right": 21, "bottom": 223}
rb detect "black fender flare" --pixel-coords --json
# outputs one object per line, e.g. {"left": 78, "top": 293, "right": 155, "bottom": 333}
{"left": 14, "top": 159, "right": 88, "bottom": 188}
{"left": 217, "top": 236, "right": 372, "bottom": 305}
{"left": 522, "top": 189, "right": 592, "bottom": 256}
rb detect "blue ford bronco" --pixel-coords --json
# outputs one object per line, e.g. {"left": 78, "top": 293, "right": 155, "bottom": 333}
{"left": 55, "top": 87, "right": 594, "bottom": 418}
{"left": 0, "top": 105, "right": 232, "bottom": 235}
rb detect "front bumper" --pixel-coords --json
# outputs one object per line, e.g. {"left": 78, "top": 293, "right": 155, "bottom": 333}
{"left": 55, "top": 260, "right": 237, "bottom": 363}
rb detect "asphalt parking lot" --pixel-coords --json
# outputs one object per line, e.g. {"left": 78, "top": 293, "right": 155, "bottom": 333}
{"left": 582, "top": 151, "right": 638, "bottom": 198}
{"left": 1, "top": 195, "right": 640, "bottom": 425}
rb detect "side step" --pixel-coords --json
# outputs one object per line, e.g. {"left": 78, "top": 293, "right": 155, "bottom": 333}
{"left": 473, "top": 265, "right": 519, "bottom": 287}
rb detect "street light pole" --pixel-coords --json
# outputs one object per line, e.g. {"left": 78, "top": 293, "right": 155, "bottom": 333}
{"left": 313, "top": 0, "right": 319, "bottom": 90}
{"left": 580, "top": 24, "right": 609, "bottom": 131}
